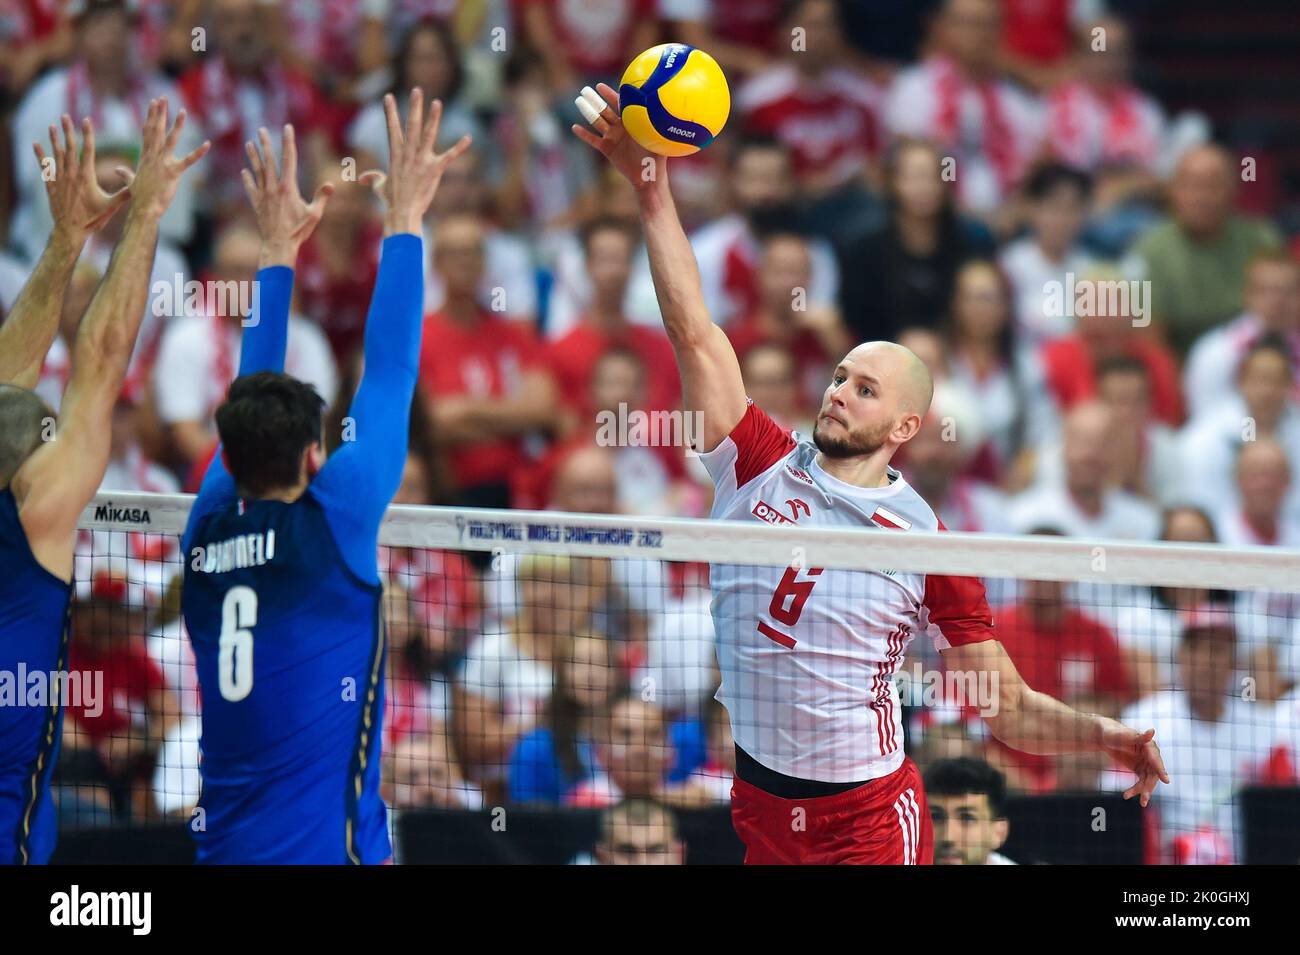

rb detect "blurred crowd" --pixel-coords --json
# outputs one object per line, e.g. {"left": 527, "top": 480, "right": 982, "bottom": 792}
{"left": 5, "top": 0, "right": 1300, "bottom": 863}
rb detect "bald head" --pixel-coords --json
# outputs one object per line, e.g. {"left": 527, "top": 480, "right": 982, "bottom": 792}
{"left": 0, "top": 385, "right": 54, "bottom": 489}
{"left": 849, "top": 341, "right": 935, "bottom": 417}
{"left": 1170, "top": 144, "right": 1236, "bottom": 237}
{"left": 813, "top": 341, "right": 933, "bottom": 461}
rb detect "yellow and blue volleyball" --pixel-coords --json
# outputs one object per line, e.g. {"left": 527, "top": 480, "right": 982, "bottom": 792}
{"left": 618, "top": 43, "right": 730, "bottom": 157}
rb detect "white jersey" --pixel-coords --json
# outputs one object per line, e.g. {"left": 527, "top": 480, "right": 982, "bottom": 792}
{"left": 698, "top": 402, "right": 997, "bottom": 783}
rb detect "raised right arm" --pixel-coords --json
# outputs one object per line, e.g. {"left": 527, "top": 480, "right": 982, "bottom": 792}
{"left": 572, "top": 84, "right": 747, "bottom": 453}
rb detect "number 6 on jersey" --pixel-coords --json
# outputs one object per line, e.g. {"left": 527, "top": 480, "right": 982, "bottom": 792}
{"left": 219, "top": 586, "right": 257, "bottom": 701}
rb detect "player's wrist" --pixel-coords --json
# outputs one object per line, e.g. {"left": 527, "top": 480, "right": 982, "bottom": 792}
{"left": 258, "top": 238, "right": 300, "bottom": 269}
{"left": 383, "top": 209, "right": 422, "bottom": 237}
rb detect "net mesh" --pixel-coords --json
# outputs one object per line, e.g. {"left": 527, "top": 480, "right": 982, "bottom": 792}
{"left": 56, "top": 491, "right": 1300, "bottom": 865}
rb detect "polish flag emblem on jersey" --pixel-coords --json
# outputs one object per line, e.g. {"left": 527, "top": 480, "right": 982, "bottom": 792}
{"left": 870, "top": 506, "right": 912, "bottom": 530}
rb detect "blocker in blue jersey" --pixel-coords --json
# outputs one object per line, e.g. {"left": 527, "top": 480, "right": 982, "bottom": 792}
{"left": 0, "top": 103, "right": 207, "bottom": 865}
{"left": 181, "top": 94, "right": 470, "bottom": 864}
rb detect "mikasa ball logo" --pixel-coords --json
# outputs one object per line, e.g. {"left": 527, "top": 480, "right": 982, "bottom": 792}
{"left": 665, "top": 46, "right": 680, "bottom": 67}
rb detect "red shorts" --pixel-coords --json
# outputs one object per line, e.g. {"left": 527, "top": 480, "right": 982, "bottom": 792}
{"left": 730, "top": 756, "right": 933, "bottom": 865}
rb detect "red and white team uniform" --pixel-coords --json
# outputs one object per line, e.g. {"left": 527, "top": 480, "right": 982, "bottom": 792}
{"left": 1046, "top": 80, "right": 1166, "bottom": 174}
{"left": 698, "top": 401, "right": 999, "bottom": 863}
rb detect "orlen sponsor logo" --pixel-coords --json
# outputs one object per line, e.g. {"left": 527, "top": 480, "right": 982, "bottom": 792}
{"left": 752, "top": 498, "right": 810, "bottom": 526}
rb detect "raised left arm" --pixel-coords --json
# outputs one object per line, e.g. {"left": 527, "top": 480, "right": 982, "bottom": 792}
{"left": 941, "top": 638, "right": 1171, "bottom": 806}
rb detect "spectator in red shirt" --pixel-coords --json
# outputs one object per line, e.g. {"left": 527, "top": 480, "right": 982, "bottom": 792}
{"left": 520, "top": 0, "right": 660, "bottom": 96}
{"left": 735, "top": 0, "right": 885, "bottom": 236}
{"left": 65, "top": 567, "right": 181, "bottom": 820}
{"left": 419, "top": 213, "right": 559, "bottom": 509}
{"left": 545, "top": 217, "right": 680, "bottom": 430}
{"left": 294, "top": 157, "right": 383, "bottom": 365}
{"left": 1039, "top": 266, "right": 1185, "bottom": 426}
{"left": 726, "top": 233, "right": 852, "bottom": 410}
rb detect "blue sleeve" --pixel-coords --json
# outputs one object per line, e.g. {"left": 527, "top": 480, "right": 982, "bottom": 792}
{"left": 184, "top": 266, "right": 295, "bottom": 552}
{"left": 310, "top": 234, "right": 424, "bottom": 584}
{"left": 668, "top": 718, "right": 707, "bottom": 782}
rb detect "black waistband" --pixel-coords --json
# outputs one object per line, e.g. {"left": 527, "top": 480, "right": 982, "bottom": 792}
{"left": 733, "top": 745, "right": 870, "bottom": 799}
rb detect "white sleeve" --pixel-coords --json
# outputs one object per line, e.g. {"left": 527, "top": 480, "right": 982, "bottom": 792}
{"left": 884, "top": 67, "right": 932, "bottom": 138}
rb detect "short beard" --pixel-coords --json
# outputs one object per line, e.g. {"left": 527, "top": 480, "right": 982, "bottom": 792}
{"left": 812, "top": 418, "right": 892, "bottom": 459}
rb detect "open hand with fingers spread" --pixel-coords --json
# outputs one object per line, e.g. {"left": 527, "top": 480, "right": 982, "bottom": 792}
{"left": 35, "top": 114, "right": 132, "bottom": 242}
{"left": 571, "top": 83, "right": 665, "bottom": 192}
{"left": 359, "top": 88, "right": 472, "bottom": 237}
{"left": 125, "top": 97, "right": 210, "bottom": 222}
{"left": 242, "top": 124, "right": 334, "bottom": 267}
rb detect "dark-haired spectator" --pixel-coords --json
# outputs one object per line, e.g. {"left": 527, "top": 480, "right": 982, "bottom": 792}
{"left": 178, "top": 0, "right": 331, "bottom": 219}
{"left": 838, "top": 139, "right": 992, "bottom": 343}
{"left": 734, "top": 0, "right": 885, "bottom": 238}
{"left": 1039, "top": 265, "right": 1184, "bottom": 427}
{"left": 422, "top": 149, "right": 537, "bottom": 322}
{"left": 592, "top": 798, "right": 685, "bottom": 865}
{"left": 565, "top": 695, "right": 673, "bottom": 808}
{"left": 901, "top": 383, "right": 1012, "bottom": 534}
{"left": 925, "top": 757, "right": 1015, "bottom": 865}
{"left": 740, "top": 342, "right": 814, "bottom": 434}
{"left": 726, "top": 233, "right": 851, "bottom": 411}
{"left": 1178, "top": 337, "right": 1300, "bottom": 525}
{"left": 1182, "top": 252, "right": 1300, "bottom": 422}
{"left": 1125, "top": 144, "right": 1282, "bottom": 357}
{"left": 418, "top": 213, "right": 557, "bottom": 510}
{"left": 945, "top": 260, "right": 1055, "bottom": 486}
{"left": 152, "top": 223, "right": 338, "bottom": 481}
{"left": 675, "top": 136, "right": 840, "bottom": 332}
{"left": 885, "top": 0, "right": 1044, "bottom": 220}
{"left": 345, "top": 16, "right": 482, "bottom": 170}
{"left": 272, "top": 0, "right": 389, "bottom": 102}
{"left": 999, "top": 163, "right": 1095, "bottom": 346}
{"left": 545, "top": 217, "right": 679, "bottom": 425}
{"left": 11, "top": 0, "right": 198, "bottom": 258}
{"left": 509, "top": 632, "right": 622, "bottom": 804}
{"left": 1036, "top": 356, "right": 1182, "bottom": 505}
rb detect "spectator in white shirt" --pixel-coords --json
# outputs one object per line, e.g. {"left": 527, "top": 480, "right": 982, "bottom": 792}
{"left": 999, "top": 164, "right": 1096, "bottom": 347}
{"left": 885, "top": 0, "right": 1044, "bottom": 221}
{"left": 1106, "top": 610, "right": 1298, "bottom": 863}
{"left": 1011, "top": 401, "right": 1160, "bottom": 540}
{"left": 11, "top": 1, "right": 198, "bottom": 260}
{"left": 1182, "top": 251, "right": 1300, "bottom": 422}
{"left": 152, "top": 223, "right": 338, "bottom": 477}
{"left": 1178, "top": 335, "right": 1300, "bottom": 521}
{"left": 1217, "top": 438, "right": 1300, "bottom": 548}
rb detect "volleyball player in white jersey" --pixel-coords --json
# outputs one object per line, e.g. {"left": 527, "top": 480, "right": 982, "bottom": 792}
{"left": 574, "top": 84, "right": 1168, "bottom": 864}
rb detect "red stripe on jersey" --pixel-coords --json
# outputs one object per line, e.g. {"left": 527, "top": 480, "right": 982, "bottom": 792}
{"left": 756, "top": 620, "right": 797, "bottom": 649}
{"left": 730, "top": 401, "right": 797, "bottom": 488}
{"left": 870, "top": 506, "right": 912, "bottom": 530}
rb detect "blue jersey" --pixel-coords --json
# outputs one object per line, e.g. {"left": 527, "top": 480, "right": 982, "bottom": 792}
{"left": 0, "top": 486, "right": 72, "bottom": 865}
{"left": 182, "top": 236, "right": 423, "bottom": 864}
{"left": 182, "top": 494, "right": 388, "bottom": 863}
